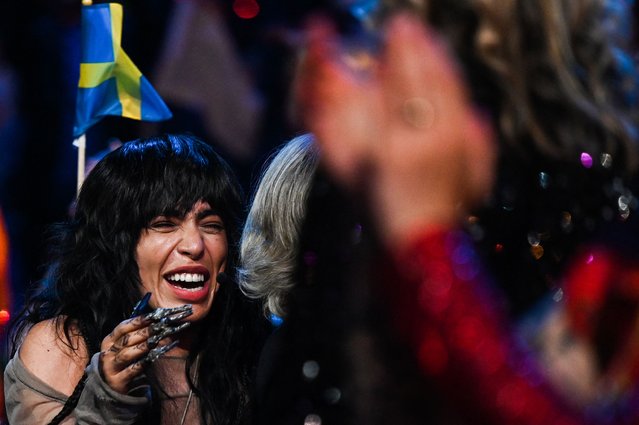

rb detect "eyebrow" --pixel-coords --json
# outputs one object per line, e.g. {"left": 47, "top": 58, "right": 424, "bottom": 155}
{"left": 196, "top": 209, "right": 222, "bottom": 220}
{"left": 156, "top": 207, "right": 221, "bottom": 220}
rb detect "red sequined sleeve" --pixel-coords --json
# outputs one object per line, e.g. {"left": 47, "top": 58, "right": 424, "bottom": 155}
{"left": 390, "top": 228, "right": 584, "bottom": 425}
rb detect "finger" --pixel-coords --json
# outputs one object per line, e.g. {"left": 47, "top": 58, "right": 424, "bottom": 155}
{"left": 99, "top": 348, "right": 149, "bottom": 394}
{"left": 299, "top": 19, "right": 381, "bottom": 186}
{"left": 104, "top": 319, "right": 191, "bottom": 371}
{"left": 382, "top": 14, "right": 466, "bottom": 107}
{"left": 147, "top": 321, "right": 191, "bottom": 348}
{"left": 97, "top": 319, "right": 187, "bottom": 394}
{"left": 99, "top": 333, "right": 156, "bottom": 386}
{"left": 101, "top": 315, "right": 152, "bottom": 351}
{"left": 107, "top": 326, "right": 154, "bottom": 356}
{"left": 106, "top": 320, "right": 191, "bottom": 368}
{"left": 102, "top": 305, "right": 192, "bottom": 351}
{"left": 380, "top": 14, "right": 470, "bottom": 145}
{"left": 137, "top": 340, "right": 180, "bottom": 366}
{"left": 377, "top": 14, "right": 486, "bottom": 188}
{"left": 383, "top": 16, "right": 496, "bottom": 205}
{"left": 104, "top": 340, "right": 178, "bottom": 393}
{"left": 295, "top": 17, "right": 340, "bottom": 119}
{"left": 462, "top": 109, "right": 496, "bottom": 205}
{"left": 108, "top": 339, "right": 153, "bottom": 369}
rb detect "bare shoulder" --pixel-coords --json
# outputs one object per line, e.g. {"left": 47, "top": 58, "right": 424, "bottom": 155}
{"left": 19, "top": 317, "right": 89, "bottom": 395}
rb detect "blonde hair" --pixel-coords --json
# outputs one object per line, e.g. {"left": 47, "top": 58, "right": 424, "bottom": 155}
{"left": 238, "top": 134, "right": 320, "bottom": 317}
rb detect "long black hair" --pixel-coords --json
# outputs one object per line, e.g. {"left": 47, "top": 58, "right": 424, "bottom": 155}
{"left": 10, "top": 134, "right": 259, "bottom": 424}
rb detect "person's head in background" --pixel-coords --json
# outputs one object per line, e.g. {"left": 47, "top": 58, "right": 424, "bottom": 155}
{"left": 239, "top": 132, "right": 411, "bottom": 425}
{"left": 238, "top": 133, "right": 320, "bottom": 320}
{"left": 11, "top": 134, "right": 255, "bottom": 424}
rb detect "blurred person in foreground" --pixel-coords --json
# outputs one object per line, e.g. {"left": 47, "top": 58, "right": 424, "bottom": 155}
{"left": 5, "top": 134, "right": 259, "bottom": 424}
{"left": 297, "top": 0, "right": 639, "bottom": 423}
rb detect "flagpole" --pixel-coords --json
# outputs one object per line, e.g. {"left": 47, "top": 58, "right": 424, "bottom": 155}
{"left": 74, "top": 0, "right": 91, "bottom": 197}
{"left": 74, "top": 134, "right": 87, "bottom": 196}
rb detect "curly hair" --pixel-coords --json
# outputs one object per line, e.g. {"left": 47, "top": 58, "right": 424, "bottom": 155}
{"left": 238, "top": 133, "right": 320, "bottom": 318}
{"left": 10, "top": 134, "right": 257, "bottom": 425}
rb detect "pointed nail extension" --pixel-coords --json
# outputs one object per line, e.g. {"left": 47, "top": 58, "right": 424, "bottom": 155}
{"left": 164, "top": 309, "right": 193, "bottom": 324}
{"left": 142, "top": 340, "right": 180, "bottom": 364}
{"left": 144, "top": 304, "right": 192, "bottom": 322}
{"left": 130, "top": 292, "right": 152, "bottom": 318}
{"left": 147, "top": 322, "right": 191, "bottom": 346}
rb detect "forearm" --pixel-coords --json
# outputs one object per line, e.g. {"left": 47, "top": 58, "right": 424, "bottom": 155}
{"left": 390, "top": 228, "right": 584, "bottom": 425}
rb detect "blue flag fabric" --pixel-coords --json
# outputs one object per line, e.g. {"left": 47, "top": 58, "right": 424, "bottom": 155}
{"left": 73, "top": 3, "right": 172, "bottom": 138}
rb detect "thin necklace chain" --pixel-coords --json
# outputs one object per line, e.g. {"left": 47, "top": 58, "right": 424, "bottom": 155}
{"left": 178, "top": 354, "right": 199, "bottom": 425}
{"left": 179, "top": 389, "right": 194, "bottom": 425}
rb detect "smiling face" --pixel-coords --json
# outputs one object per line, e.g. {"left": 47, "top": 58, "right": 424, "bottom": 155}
{"left": 135, "top": 200, "right": 228, "bottom": 323}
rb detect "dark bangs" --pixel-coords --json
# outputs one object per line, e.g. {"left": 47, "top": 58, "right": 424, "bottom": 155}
{"left": 134, "top": 135, "right": 241, "bottom": 225}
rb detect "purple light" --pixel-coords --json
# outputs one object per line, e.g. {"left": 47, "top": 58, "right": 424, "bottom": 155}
{"left": 580, "top": 152, "right": 593, "bottom": 168}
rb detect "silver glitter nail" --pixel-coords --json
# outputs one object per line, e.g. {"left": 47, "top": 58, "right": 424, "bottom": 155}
{"left": 143, "top": 340, "right": 180, "bottom": 364}
{"left": 144, "top": 304, "right": 192, "bottom": 322}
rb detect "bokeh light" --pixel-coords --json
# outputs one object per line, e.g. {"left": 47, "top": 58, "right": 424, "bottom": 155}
{"left": 233, "top": 0, "right": 260, "bottom": 19}
{"left": 0, "top": 309, "right": 10, "bottom": 326}
{"left": 580, "top": 152, "right": 593, "bottom": 168}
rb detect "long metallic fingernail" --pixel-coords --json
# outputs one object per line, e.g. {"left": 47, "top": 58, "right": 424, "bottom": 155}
{"left": 142, "top": 340, "right": 179, "bottom": 364}
{"left": 147, "top": 322, "right": 191, "bottom": 346}
{"left": 164, "top": 309, "right": 193, "bottom": 324}
{"left": 144, "top": 304, "right": 192, "bottom": 322}
{"left": 149, "top": 321, "right": 167, "bottom": 335}
{"left": 149, "top": 318, "right": 181, "bottom": 335}
{"left": 130, "top": 292, "right": 152, "bottom": 318}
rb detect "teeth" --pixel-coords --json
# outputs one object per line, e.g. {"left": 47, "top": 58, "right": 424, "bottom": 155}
{"left": 182, "top": 286, "right": 204, "bottom": 292}
{"left": 167, "top": 273, "right": 205, "bottom": 283}
{"left": 175, "top": 285, "right": 204, "bottom": 292}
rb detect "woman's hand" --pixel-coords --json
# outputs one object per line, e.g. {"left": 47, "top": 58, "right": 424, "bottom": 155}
{"left": 99, "top": 306, "right": 191, "bottom": 394}
{"left": 297, "top": 14, "right": 495, "bottom": 247}
{"left": 99, "top": 315, "right": 154, "bottom": 394}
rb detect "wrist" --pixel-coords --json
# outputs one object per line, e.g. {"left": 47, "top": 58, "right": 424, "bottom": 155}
{"left": 372, "top": 192, "right": 463, "bottom": 250}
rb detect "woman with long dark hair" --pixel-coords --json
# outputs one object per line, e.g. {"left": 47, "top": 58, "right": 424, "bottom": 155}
{"left": 4, "top": 134, "right": 259, "bottom": 424}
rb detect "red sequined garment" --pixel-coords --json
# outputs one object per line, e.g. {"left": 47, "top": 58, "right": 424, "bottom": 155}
{"left": 390, "top": 228, "right": 639, "bottom": 425}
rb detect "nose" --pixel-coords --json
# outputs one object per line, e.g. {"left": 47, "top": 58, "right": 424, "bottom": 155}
{"left": 177, "top": 223, "right": 204, "bottom": 259}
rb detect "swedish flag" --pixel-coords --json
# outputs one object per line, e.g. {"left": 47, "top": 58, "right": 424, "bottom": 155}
{"left": 73, "top": 3, "right": 172, "bottom": 138}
